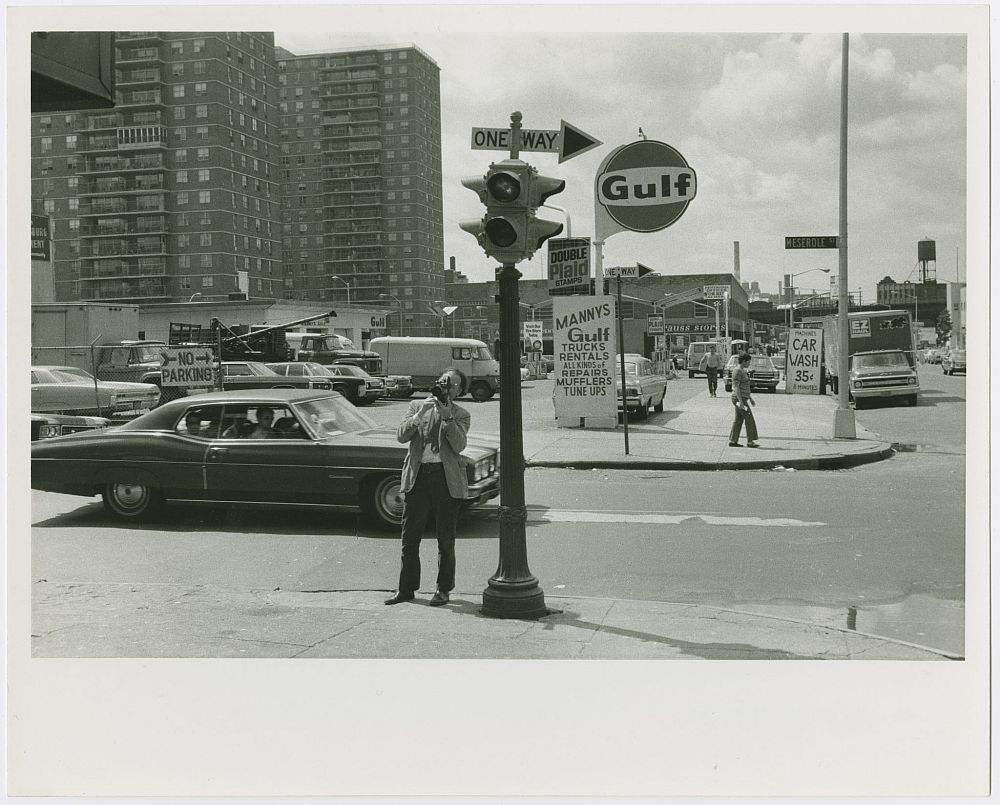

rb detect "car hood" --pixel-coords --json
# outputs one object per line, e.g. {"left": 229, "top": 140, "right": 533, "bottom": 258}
{"left": 851, "top": 366, "right": 911, "bottom": 376}
{"left": 321, "top": 426, "right": 499, "bottom": 460}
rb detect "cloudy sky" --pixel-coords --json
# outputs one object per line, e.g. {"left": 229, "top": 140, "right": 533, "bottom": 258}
{"left": 276, "top": 23, "right": 968, "bottom": 301}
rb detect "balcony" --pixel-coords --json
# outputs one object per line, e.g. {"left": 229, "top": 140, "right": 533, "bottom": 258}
{"left": 116, "top": 32, "right": 161, "bottom": 42}
{"left": 80, "top": 257, "right": 167, "bottom": 279}
{"left": 116, "top": 90, "right": 162, "bottom": 107}
{"left": 80, "top": 238, "right": 166, "bottom": 258}
{"left": 118, "top": 69, "right": 161, "bottom": 85}
{"left": 85, "top": 114, "right": 121, "bottom": 131}
{"left": 118, "top": 125, "right": 166, "bottom": 150}
{"left": 82, "top": 154, "right": 165, "bottom": 174}
{"left": 117, "top": 47, "right": 161, "bottom": 64}
{"left": 78, "top": 216, "right": 167, "bottom": 237}
{"left": 324, "top": 194, "right": 381, "bottom": 207}
{"left": 78, "top": 197, "right": 166, "bottom": 216}
{"left": 81, "top": 174, "right": 165, "bottom": 195}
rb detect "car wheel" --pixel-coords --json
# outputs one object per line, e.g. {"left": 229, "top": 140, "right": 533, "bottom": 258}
{"left": 653, "top": 390, "right": 665, "bottom": 413}
{"left": 906, "top": 394, "right": 918, "bottom": 407}
{"left": 469, "top": 381, "right": 493, "bottom": 402}
{"left": 725, "top": 383, "right": 732, "bottom": 393}
{"left": 331, "top": 383, "right": 355, "bottom": 403}
{"left": 102, "top": 482, "right": 164, "bottom": 520}
{"left": 637, "top": 399, "right": 649, "bottom": 420}
{"left": 688, "top": 371, "right": 695, "bottom": 378}
{"left": 362, "top": 474, "right": 404, "bottom": 529}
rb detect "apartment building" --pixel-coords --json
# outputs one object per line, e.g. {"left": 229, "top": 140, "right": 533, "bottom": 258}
{"left": 31, "top": 32, "right": 283, "bottom": 303}
{"left": 275, "top": 44, "right": 445, "bottom": 336}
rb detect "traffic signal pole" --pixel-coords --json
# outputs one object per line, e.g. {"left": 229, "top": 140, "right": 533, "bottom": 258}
{"left": 481, "top": 111, "right": 548, "bottom": 619}
{"left": 482, "top": 259, "right": 548, "bottom": 618}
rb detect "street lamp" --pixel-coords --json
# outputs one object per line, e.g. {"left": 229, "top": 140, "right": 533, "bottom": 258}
{"left": 429, "top": 300, "right": 458, "bottom": 337}
{"left": 691, "top": 299, "right": 721, "bottom": 341}
{"left": 188, "top": 292, "right": 202, "bottom": 302}
{"left": 379, "top": 293, "right": 403, "bottom": 336}
{"left": 788, "top": 268, "right": 831, "bottom": 332}
{"left": 331, "top": 275, "right": 351, "bottom": 305}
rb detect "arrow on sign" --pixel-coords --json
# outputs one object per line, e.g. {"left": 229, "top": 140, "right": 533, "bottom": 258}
{"left": 558, "top": 120, "right": 602, "bottom": 163}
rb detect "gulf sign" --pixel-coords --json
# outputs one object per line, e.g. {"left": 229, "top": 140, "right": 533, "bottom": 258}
{"left": 596, "top": 140, "right": 697, "bottom": 233}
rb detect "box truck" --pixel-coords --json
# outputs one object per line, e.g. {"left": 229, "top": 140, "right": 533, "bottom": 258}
{"left": 369, "top": 336, "right": 500, "bottom": 402}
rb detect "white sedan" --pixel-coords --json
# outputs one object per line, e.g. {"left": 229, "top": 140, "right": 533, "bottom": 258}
{"left": 31, "top": 365, "right": 160, "bottom": 417}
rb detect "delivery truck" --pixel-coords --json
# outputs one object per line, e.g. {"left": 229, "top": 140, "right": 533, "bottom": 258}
{"left": 822, "top": 309, "right": 919, "bottom": 407}
{"left": 369, "top": 336, "right": 500, "bottom": 402}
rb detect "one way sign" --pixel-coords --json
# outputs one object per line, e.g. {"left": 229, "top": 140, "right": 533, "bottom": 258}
{"left": 470, "top": 120, "right": 602, "bottom": 163}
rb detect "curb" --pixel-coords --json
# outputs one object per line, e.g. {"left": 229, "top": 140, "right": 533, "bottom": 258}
{"left": 525, "top": 443, "right": 897, "bottom": 471}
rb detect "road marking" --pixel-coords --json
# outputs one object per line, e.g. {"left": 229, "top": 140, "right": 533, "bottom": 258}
{"left": 519, "top": 509, "right": 825, "bottom": 527}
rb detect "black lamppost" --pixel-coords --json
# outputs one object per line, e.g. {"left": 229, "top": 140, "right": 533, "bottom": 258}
{"left": 481, "top": 261, "right": 548, "bottom": 619}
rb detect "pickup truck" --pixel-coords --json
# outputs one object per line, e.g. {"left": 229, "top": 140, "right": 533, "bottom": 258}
{"left": 846, "top": 349, "right": 919, "bottom": 408}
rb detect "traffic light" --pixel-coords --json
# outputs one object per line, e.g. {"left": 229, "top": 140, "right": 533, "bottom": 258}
{"left": 460, "top": 159, "right": 565, "bottom": 264}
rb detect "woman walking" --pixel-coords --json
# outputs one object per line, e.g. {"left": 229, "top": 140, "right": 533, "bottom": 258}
{"left": 728, "top": 353, "right": 760, "bottom": 448}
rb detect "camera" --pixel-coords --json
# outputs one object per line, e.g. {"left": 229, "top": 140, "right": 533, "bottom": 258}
{"left": 430, "top": 381, "right": 448, "bottom": 402}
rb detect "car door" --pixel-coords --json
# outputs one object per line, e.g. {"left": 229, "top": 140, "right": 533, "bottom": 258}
{"left": 154, "top": 402, "right": 224, "bottom": 499}
{"left": 203, "top": 404, "right": 329, "bottom": 504}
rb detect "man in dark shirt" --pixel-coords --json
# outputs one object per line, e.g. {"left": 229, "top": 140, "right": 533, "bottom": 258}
{"left": 728, "top": 353, "right": 760, "bottom": 448}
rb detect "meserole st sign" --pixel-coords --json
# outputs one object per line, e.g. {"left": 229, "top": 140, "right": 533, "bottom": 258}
{"left": 595, "top": 140, "right": 697, "bottom": 234}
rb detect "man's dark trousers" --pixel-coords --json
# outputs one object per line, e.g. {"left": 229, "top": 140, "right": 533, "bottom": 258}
{"left": 706, "top": 367, "right": 718, "bottom": 394}
{"left": 397, "top": 463, "right": 458, "bottom": 595}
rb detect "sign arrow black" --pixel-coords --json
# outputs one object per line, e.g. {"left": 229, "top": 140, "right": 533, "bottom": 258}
{"left": 559, "top": 120, "right": 602, "bottom": 163}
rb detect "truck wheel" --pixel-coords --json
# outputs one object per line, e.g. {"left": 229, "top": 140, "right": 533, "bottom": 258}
{"left": 654, "top": 391, "right": 665, "bottom": 413}
{"left": 361, "top": 474, "right": 404, "bottom": 529}
{"left": 102, "top": 482, "right": 164, "bottom": 520}
{"left": 637, "top": 399, "right": 649, "bottom": 420}
{"left": 469, "top": 381, "right": 493, "bottom": 402}
{"left": 331, "top": 384, "right": 355, "bottom": 404}
{"left": 688, "top": 370, "right": 695, "bottom": 378}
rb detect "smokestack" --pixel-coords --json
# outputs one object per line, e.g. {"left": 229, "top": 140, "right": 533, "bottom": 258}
{"left": 733, "top": 241, "right": 740, "bottom": 281}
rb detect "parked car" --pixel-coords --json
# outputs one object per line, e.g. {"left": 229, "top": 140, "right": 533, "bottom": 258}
{"left": 723, "top": 355, "right": 780, "bottom": 393}
{"left": 926, "top": 349, "right": 943, "bottom": 364}
{"left": 31, "top": 412, "right": 112, "bottom": 441}
{"left": 615, "top": 354, "right": 668, "bottom": 419}
{"left": 940, "top": 349, "right": 966, "bottom": 376}
{"left": 324, "top": 364, "right": 385, "bottom": 405}
{"left": 31, "top": 365, "right": 160, "bottom": 417}
{"left": 541, "top": 355, "right": 555, "bottom": 373}
{"left": 266, "top": 361, "right": 367, "bottom": 405}
{"left": 378, "top": 372, "right": 414, "bottom": 399}
{"left": 220, "top": 361, "right": 335, "bottom": 393}
{"left": 30, "top": 389, "right": 501, "bottom": 530}
{"left": 520, "top": 366, "right": 531, "bottom": 381}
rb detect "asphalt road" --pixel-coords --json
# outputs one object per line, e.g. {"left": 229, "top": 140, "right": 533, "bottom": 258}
{"left": 30, "top": 364, "right": 966, "bottom": 654}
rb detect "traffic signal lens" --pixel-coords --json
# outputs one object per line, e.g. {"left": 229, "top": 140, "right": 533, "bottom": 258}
{"left": 485, "top": 217, "right": 518, "bottom": 248}
{"left": 487, "top": 172, "right": 521, "bottom": 203}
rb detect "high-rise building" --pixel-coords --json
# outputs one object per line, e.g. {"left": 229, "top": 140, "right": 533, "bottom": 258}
{"left": 275, "top": 44, "right": 444, "bottom": 335}
{"left": 31, "top": 32, "right": 283, "bottom": 303}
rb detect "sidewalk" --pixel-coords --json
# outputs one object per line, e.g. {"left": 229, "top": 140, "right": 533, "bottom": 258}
{"left": 31, "top": 584, "right": 960, "bottom": 660}
{"left": 520, "top": 385, "right": 894, "bottom": 470}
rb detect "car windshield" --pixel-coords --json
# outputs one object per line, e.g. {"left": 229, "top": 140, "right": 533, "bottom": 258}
{"left": 294, "top": 396, "right": 378, "bottom": 438}
{"left": 135, "top": 346, "right": 165, "bottom": 362}
{"left": 950, "top": 351, "right": 966, "bottom": 360}
{"left": 623, "top": 362, "right": 639, "bottom": 375}
{"left": 474, "top": 347, "right": 493, "bottom": 360}
{"left": 750, "top": 357, "right": 775, "bottom": 370}
{"left": 227, "top": 362, "right": 277, "bottom": 376}
{"left": 335, "top": 365, "right": 369, "bottom": 378}
{"left": 854, "top": 352, "right": 907, "bottom": 368}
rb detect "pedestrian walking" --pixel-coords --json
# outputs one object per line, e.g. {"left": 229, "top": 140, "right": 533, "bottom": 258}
{"left": 728, "top": 353, "right": 760, "bottom": 448}
{"left": 384, "top": 368, "right": 471, "bottom": 607}
{"left": 699, "top": 344, "right": 724, "bottom": 397}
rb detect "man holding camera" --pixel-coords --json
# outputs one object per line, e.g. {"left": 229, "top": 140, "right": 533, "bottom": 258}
{"left": 385, "top": 368, "right": 471, "bottom": 607}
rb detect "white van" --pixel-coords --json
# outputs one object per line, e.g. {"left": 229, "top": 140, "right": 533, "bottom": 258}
{"left": 368, "top": 336, "right": 501, "bottom": 402}
{"left": 686, "top": 341, "right": 723, "bottom": 377}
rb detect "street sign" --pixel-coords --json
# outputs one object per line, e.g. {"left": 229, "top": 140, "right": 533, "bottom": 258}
{"left": 522, "top": 321, "right": 543, "bottom": 352}
{"left": 605, "top": 265, "right": 639, "bottom": 279}
{"left": 470, "top": 120, "right": 602, "bottom": 163}
{"left": 784, "top": 236, "right": 839, "bottom": 249}
{"left": 647, "top": 314, "right": 664, "bottom": 335}
{"left": 702, "top": 284, "right": 729, "bottom": 299}
{"left": 161, "top": 347, "right": 216, "bottom": 387}
{"left": 595, "top": 139, "right": 697, "bottom": 235}
{"left": 547, "top": 237, "right": 591, "bottom": 294}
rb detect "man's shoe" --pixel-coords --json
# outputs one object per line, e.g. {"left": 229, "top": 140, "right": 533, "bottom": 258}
{"left": 384, "top": 591, "right": 414, "bottom": 605}
{"left": 429, "top": 591, "right": 450, "bottom": 606}
{"left": 728, "top": 442, "right": 742, "bottom": 447}
{"left": 746, "top": 442, "right": 760, "bottom": 448}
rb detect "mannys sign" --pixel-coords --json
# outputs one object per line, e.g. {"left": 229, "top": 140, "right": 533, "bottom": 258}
{"left": 595, "top": 139, "right": 697, "bottom": 239}
{"left": 552, "top": 295, "right": 617, "bottom": 427}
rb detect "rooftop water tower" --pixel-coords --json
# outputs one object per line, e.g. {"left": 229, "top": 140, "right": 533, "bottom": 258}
{"left": 918, "top": 238, "right": 937, "bottom": 283}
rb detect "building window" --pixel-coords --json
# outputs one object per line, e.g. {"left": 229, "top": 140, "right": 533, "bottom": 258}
{"left": 174, "top": 107, "right": 186, "bottom": 120}
{"left": 195, "top": 105, "right": 208, "bottom": 118}
{"left": 171, "top": 41, "right": 183, "bottom": 55}
{"left": 200, "top": 233, "right": 212, "bottom": 246}
{"left": 40, "top": 137, "right": 52, "bottom": 152}
{"left": 177, "top": 234, "right": 190, "bottom": 248}
{"left": 199, "top": 211, "right": 211, "bottom": 226}
{"left": 201, "top": 275, "right": 213, "bottom": 286}
{"left": 179, "top": 255, "right": 191, "bottom": 269}
{"left": 198, "top": 169, "right": 210, "bottom": 182}
{"left": 180, "top": 276, "right": 191, "bottom": 289}
{"left": 193, "top": 61, "right": 206, "bottom": 75}
{"left": 176, "top": 170, "right": 188, "bottom": 183}
{"left": 193, "top": 39, "right": 205, "bottom": 53}
{"left": 177, "top": 191, "right": 189, "bottom": 205}
{"left": 197, "top": 147, "right": 209, "bottom": 161}
{"left": 177, "top": 213, "right": 189, "bottom": 226}
{"left": 195, "top": 82, "right": 207, "bottom": 96}
{"left": 173, "top": 127, "right": 186, "bottom": 141}
{"left": 68, "top": 219, "right": 79, "bottom": 233}
{"left": 172, "top": 63, "right": 184, "bottom": 77}
{"left": 68, "top": 198, "right": 79, "bottom": 211}
{"left": 173, "top": 85, "right": 185, "bottom": 98}
{"left": 67, "top": 177, "right": 78, "bottom": 190}
{"left": 176, "top": 149, "right": 188, "bottom": 163}
{"left": 65, "top": 135, "right": 78, "bottom": 149}
{"left": 196, "top": 126, "right": 209, "bottom": 139}
{"left": 199, "top": 190, "right": 211, "bottom": 204}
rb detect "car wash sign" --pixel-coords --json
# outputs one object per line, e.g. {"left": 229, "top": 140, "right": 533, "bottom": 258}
{"left": 786, "top": 328, "right": 823, "bottom": 395}
{"left": 595, "top": 140, "right": 697, "bottom": 238}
